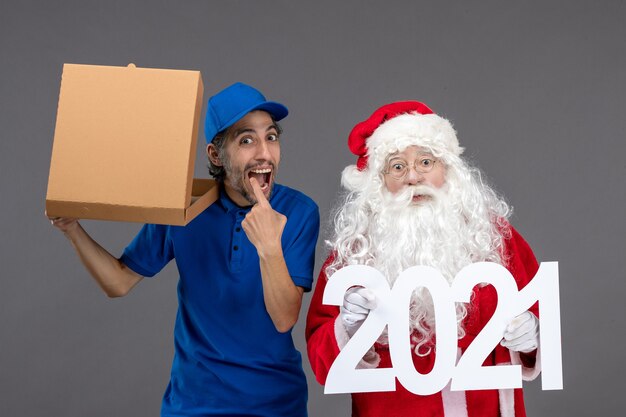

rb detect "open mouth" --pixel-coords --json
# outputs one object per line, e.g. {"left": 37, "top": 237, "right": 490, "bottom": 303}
{"left": 247, "top": 167, "right": 273, "bottom": 193}
{"left": 411, "top": 189, "right": 434, "bottom": 204}
{"left": 412, "top": 195, "right": 430, "bottom": 204}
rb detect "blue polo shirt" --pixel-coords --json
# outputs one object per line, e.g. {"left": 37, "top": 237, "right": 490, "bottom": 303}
{"left": 120, "top": 183, "right": 319, "bottom": 417}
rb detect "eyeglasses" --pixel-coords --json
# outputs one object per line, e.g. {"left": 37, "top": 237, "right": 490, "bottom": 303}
{"left": 383, "top": 156, "right": 439, "bottom": 180}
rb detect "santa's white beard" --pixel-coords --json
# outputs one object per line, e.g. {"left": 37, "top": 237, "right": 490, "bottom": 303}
{"left": 370, "top": 184, "right": 474, "bottom": 284}
{"left": 368, "top": 184, "right": 480, "bottom": 351}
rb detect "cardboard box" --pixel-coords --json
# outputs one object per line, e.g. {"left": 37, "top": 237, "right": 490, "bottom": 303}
{"left": 46, "top": 63, "right": 218, "bottom": 225}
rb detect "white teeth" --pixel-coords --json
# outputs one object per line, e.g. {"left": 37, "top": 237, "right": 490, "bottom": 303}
{"left": 250, "top": 168, "right": 271, "bottom": 174}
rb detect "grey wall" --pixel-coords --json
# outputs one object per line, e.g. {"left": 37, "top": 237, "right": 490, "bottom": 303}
{"left": 2, "top": 0, "right": 625, "bottom": 415}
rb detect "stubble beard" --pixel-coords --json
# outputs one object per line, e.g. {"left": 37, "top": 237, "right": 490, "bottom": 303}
{"left": 222, "top": 154, "right": 276, "bottom": 205}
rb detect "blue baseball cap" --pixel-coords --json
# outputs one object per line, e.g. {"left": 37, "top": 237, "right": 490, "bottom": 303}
{"left": 204, "top": 82, "right": 289, "bottom": 143}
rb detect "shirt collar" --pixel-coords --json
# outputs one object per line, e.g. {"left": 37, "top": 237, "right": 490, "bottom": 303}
{"left": 217, "top": 184, "right": 248, "bottom": 214}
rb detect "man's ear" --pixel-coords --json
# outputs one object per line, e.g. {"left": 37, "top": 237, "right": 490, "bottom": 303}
{"left": 207, "top": 143, "right": 222, "bottom": 166}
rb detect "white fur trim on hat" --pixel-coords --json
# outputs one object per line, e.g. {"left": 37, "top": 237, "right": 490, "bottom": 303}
{"left": 366, "top": 112, "right": 463, "bottom": 172}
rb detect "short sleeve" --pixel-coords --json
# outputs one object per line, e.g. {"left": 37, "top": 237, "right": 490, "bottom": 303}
{"left": 283, "top": 206, "right": 320, "bottom": 292}
{"left": 120, "top": 224, "right": 174, "bottom": 277}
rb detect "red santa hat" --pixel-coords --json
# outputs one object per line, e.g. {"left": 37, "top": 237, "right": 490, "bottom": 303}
{"left": 348, "top": 101, "right": 463, "bottom": 171}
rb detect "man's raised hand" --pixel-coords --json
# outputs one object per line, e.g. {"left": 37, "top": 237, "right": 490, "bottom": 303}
{"left": 241, "top": 177, "right": 286, "bottom": 257}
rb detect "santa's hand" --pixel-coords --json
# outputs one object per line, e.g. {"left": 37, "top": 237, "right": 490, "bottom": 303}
{"left": 340, "top": 287, "right": 377, "bottom": 338}
{"left": 501, "top": 311, "right": 539, "bottom": 353}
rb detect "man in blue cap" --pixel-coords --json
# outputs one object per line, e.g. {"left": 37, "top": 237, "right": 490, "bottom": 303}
{"left": 50, "top": 82, "right": 320, "bottom": 416}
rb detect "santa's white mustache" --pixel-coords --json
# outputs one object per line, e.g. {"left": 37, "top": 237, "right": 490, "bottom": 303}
{"left": 409, "top": 185, "right": 436, "bottom": 197}
{"left": 390, "top": 185, "right": 439, "bottom": 205}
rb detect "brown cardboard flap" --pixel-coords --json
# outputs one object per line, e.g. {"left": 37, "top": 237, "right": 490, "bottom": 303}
{"left": 185, "top": 179, "right": 219, "bottom": 224}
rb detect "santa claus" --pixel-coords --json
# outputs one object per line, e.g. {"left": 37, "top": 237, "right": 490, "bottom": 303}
{"left": 306, "top": 101, "right": 541, "bottom": 417}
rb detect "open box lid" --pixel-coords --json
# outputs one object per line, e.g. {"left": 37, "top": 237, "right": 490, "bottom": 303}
{"left": 46, "top": 63, "right": 218, "bottom": 225}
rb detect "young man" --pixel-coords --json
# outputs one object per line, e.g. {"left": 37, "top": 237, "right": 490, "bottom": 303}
{"left": 306, "top": 101, "right": 540, "bottom": 416}
{"left": 50, "top": 82, "right": 319, "bottom": 416}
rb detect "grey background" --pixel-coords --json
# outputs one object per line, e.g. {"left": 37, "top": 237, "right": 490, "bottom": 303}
{"left": 1, "top": 0, "right": 625, "bottom": 415}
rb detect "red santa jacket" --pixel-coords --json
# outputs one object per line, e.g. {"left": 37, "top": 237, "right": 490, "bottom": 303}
{"left": 305, "top": 226, "right": 540, "bottom": 417}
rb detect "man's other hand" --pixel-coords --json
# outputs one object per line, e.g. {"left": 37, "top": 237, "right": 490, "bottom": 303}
{"left": 48, "top": 215, "right": 79, "bottom": 234}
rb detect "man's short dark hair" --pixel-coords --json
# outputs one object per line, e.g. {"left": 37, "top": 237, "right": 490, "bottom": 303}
{"left": 208, "top": 130, "right": 229, "bottom": 182}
